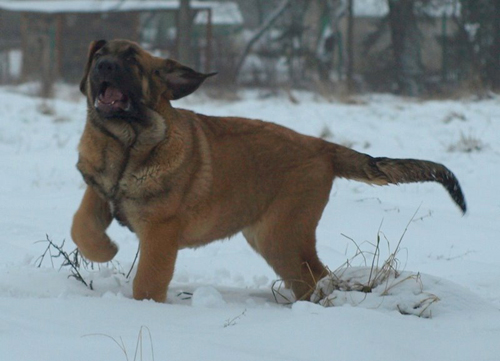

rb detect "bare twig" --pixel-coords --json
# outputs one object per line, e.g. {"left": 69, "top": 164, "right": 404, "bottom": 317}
{"left": 232, "top": 0, "right": 292, "bottom": 81}
{"left": 340, "top": 233, "right": 368, "bottom": 266}
{"left": 126, "top": 243, "right": 140, "bottom": 279}
{"left": 224, "top": 309, "right": 247, "bottom": 328}
{"left": 36, "top": 235, "right": 92, "bottom": 289}
{"left": 83, "top": 326, "right": 155, "bottom": 361}
{"left": 271, "top": 279, "right": 294, "bottom": 305}
{"left": 366, "top": 219, "right": 384, "bottom": 292}
{"left": 133, "top": 326, "right": 155, "bottom": 361}
{"left": 177, "top": 291, "right": 193, "bottom": 300}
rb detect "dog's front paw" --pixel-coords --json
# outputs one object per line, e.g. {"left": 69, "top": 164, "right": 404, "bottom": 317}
{"left": 85, "top": 240, "right": 118, "bottom": 263}
{"left": 75, "top": 236, "right": 118, "bottom": 263}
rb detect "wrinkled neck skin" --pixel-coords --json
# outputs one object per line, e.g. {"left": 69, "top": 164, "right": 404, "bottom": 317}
{"left": 86, "top": 94, "right": 176, "bottom": 153}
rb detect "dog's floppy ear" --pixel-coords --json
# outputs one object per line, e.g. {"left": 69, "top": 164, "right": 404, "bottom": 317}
{"left": 159, "top": 59, "right": 216, "bottom": 100}
{"left": 79, "top": 40, "right": 107, "bottom": 94}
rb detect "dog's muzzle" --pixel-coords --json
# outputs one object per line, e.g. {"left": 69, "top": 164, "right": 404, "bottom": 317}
{"left": 95, "top": 82, "right": 132, "bottom": 114}
{"left": 92, "top": 58, "right": 134, "bottom": 117}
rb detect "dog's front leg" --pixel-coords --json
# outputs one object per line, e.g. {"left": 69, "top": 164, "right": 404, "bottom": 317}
{"left": 71, "top": 186, "right": 118, "bottom": 262}
{"left": 133, "top": 219, "right": 180, "bottom": 302}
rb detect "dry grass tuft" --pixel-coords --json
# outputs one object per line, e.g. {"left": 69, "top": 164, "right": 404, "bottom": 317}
{"left": 83, "top": 326, "right": 155, "bottom": 361}
{"left": 306, "top": 208, "right": 440, "bottom": 318}
{"left": 224, "top": 309, "right": 247, "bottom": 328}
{"left": 36, "top": 235, "right": 94, "bottom": 289}
{"left": 447, "top": 132, "right": 486, "bottom": 153}
{"left": 319, "top": 125, "right": 334, "bottom": 140}
{"left": 318, "top": 125, "right": 357, "bottom": 148}
{"left": 37, "top": 101, "right": 56, "bottom": 116}
{"left": 35, "top": 235, "right": 135, "bottom": 289}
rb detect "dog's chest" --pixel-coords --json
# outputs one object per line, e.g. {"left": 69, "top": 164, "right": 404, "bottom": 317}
{"left": 78, "top": 142, "right": 165, "bottom": 227}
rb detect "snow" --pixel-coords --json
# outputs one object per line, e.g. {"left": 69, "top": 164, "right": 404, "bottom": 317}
{"left": 311, "top": 267, "right": 497, "bottom": 318}
{"left": 1, "top": 83, "right": 500, "bottom": 361}
{"left": 353, "top": 0, "right": 389, "bottom": 17}
{"left": 194, "top": 2, "right": 243, "bottom": 26}
{"left": 191, "top": 286, "right": 227, "bottom": 308}
{"left": 353, "top": 0, "right": 460, "bottom": 17}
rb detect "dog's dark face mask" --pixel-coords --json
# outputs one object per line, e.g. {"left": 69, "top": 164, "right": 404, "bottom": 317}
{"left": 80, "top": 39, "right": 216, "bottom": 123}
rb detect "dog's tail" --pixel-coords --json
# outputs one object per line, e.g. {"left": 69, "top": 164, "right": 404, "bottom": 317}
{"left": 329, "top": 144, "right": 467, "bottom": 214}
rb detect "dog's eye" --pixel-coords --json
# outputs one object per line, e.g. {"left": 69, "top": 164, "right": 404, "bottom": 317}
{"left": 154, "top": 70, "right": 161, "bottom": 77}
{"left": 126, "top": 57, "right": 137, "bottom": 64}
{"left": 94, "top": 53, "right": 102, "bottom": 60}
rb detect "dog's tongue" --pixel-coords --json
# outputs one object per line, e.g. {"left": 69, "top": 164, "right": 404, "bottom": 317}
{"left": 101, "top": 86, "right": 124, "bottom": 104}
{"left": 96, "top": 85, "right": 131, "bottom": 113}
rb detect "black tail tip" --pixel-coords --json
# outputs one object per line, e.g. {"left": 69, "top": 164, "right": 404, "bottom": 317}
{"left": 435, "top": 166, "right": 467, "bottom": 215}
{"left": 447, "top": 180, "right": 467, "bottom": 215}
{"left": 457, "top": 195, "right": 467, "bottom": 215}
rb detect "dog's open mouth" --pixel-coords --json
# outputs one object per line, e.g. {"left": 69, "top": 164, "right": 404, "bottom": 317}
{"left": 94, "top": 82, "right": 131, "bottom": 114}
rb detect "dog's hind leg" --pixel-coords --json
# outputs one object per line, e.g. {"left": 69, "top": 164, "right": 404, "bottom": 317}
{"left": 244, "top": 213, "right": 327, "bottom": 300}
{"left": 243, "top": 180, "right": 332, "bottom": 301}
{"left": 71, "top": 186, "right": 118, "bottom": 262}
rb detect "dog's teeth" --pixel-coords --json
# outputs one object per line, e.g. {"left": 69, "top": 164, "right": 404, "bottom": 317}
{"left": 94, "top": 98, "right": 99, "bottom": 108}
{"left": 125, "top": 102, "right": 131, "bottom": 111}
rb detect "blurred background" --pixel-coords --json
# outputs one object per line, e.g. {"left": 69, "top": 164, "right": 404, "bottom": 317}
{"left": 0, "top": 0, "right": 498, "bottom": 98}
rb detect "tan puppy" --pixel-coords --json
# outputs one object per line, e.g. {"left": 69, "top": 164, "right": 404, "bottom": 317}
{"left": 72, "top": 39, "right": 466, "bottom": 303}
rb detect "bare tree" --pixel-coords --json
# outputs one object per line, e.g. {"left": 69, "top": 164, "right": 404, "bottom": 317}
{"left": 387, "top": 0, "right": 423, "bottom": 96}
{"left": 448, "top": 0, "right": 500, "bottom": 90}
{"left": 493, "top": 0, "right": 500, "bottom": 89}
{"left": 298, "top": 0, "right": 347, "bottom": 86}
{"left": 232, "top": 0, "right": 292, "bottom": 82}
{"left": 346, "top": 0, "right": 354, "bottom": 92}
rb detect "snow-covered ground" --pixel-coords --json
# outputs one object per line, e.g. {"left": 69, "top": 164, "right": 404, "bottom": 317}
{"left": 1, "top": 84, "right": 499, "bottom": 361}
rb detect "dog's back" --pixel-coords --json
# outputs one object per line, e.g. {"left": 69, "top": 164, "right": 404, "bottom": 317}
{"left": 193, "top": 112, "right": 466, "bottom": 215}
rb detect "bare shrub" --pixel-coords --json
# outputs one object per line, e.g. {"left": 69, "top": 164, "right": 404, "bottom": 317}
{"left": 447, "top": 132, "right": 486, "bottom": 153}
{"left": 307, "top": 208, "right": 440, "bottom": 318}
{"left": 35, "top": 235, "right": 138, "bottom": 288}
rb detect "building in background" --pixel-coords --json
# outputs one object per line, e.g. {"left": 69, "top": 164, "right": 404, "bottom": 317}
{"left": 0, "top": 0, "right": 243, "bottom": 83}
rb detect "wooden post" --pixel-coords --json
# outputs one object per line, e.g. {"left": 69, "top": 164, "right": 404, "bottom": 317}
{"left": 41, "top": 15, "right": 54, "bottom": 97}
{"left": 346, "top": 0, "right": 354, "bottom": 93}
{"left": 20, "top": 13, "right": 28, "bottom": 81}
{"left": 133, "top": 11, "right": 141, "bottom": 42}
{"left": 205, "top": 8, "right": 212, "bottom": 73}
{"left": 441, "top": 13, "right": 447, "bottom": 82}
{"left": 177, "top": 0, "right": 192, "bottom": 65}
{"left": 174, "top": 10, "right": 179, "bottom": 59}
{"left": 55, "top": 14, "right": 63, "bottom": 79}
{"left": 493, "top": 0, "right": 500, "bottom": 89}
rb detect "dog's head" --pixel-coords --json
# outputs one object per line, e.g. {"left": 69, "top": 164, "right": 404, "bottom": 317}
{"left": 80, "top": 39, "right": 215, "bottom": 120}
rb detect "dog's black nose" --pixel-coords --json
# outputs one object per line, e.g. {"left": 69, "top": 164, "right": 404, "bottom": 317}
{"left": 96, "top": 58, "right": 118, "bottom": 76}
